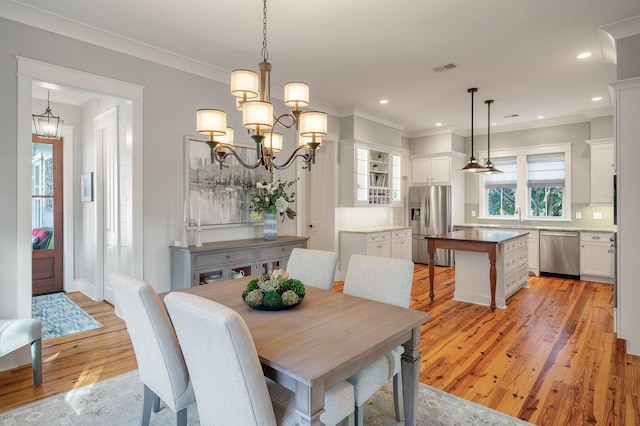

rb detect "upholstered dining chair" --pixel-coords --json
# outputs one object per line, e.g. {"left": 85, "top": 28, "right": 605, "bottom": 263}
{"left": 109, "top": 273, "right": 195, "bottom": 426}
{"left": 164, "top": 291, "right": 355, "bottom": 426}
{"left": 0, "top": 319, "right": 42, "bottom": 386}
{"left": 286, "top": 248, "right": 339, "bottom": 290}
{"left": 342, "top": 254, "right": 415, "bottom": 426}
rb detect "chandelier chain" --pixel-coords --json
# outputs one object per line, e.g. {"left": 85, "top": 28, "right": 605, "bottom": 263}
{"left": 261, "top": 0, "right": 269, "bottom": 62}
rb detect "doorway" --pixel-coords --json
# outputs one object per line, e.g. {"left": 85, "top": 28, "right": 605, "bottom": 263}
{"left": 31, "top": 135, "right": 63, "bottom": 295}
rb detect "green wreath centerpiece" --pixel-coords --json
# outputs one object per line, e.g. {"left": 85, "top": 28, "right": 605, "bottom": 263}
{"left": 242, "top": 269, "right": 305, "bottom": 310}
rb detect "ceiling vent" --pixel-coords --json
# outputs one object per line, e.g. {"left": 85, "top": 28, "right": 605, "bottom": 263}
{"left": 503, "top": 114, "right": 520, "bottom": 118}
{"left": 433, "top": 63, "right": 457, "bottom": 72}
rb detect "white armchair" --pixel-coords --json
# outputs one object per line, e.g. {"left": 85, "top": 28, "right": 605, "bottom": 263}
{"left": 0, "top": 319, "right": 42, "bottom": 386}
{"left": 109, "top": 273, "right": 195, "bottom": 426}
{"left": 286, "top": 248, "right": 339, "bottom": 290}
{"left": 164, "top": 291, "right": 355, "bottom": 426}
{"left": 342, "top": 254, "right": 415, "bottom": 426}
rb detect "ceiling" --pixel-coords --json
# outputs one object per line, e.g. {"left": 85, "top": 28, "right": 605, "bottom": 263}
{"left": 8, "top": 0, "right": 640, "bottom": 136}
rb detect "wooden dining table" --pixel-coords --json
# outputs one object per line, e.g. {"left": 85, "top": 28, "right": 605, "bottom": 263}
{"left": 171, "top": 277, "right": 430, "bottom": 426}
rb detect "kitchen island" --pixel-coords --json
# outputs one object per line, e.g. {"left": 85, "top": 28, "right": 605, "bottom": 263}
{"left": 427, "top": 229, "right": 529, "bottom": 311}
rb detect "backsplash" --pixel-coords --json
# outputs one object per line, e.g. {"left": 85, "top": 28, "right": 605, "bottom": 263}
{"left": 463, "top": 203, "right": 615, "bottom": 230}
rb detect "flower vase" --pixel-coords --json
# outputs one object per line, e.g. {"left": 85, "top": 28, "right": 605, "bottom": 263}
{"left": 263, "top": 212, "right": 277, "bottom": 240}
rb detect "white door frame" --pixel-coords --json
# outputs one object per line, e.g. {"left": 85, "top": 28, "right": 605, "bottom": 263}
{"left": 17, "top": 56, "right": 144, "bottom": 314}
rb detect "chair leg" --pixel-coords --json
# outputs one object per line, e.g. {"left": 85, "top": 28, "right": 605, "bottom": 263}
{"left": 152, "top": 392, "right": 161, "bottom": 413}
{"left": 31, "top": 338, "right": 42, "bottom": 386}
{"left": 176, "top": 407, "right": 188, "bottom": 426}
{"left": 354, "top": 403, "right": 364, "bottom": 426}
{"left": 142, "top": 385, "right": 154, "bottom": 426}
{"left": 392, "top": 372, "right": 404, "bottom": 422}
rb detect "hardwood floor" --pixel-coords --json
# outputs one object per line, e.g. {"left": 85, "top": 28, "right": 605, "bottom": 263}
{"left": 1, "top": 266, "right": 638, "bottom": 425}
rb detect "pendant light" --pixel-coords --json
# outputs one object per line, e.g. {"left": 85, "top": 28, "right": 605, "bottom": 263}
{"left": 32, "top": 89, "right": 64, "bottom": 139}
{"left": 459, "top": 88, "right": 488, "bottom": 172}
{"left": 483, "top": 99, "right": 502, "bottom": 174}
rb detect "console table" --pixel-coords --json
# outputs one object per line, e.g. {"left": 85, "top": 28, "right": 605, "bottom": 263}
{"left": 169, "top": 236, "right": 308, "bottom": 290}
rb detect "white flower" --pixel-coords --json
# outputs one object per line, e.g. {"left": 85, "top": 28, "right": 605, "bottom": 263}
{"left": 275, "top": 197, "right": 288, "bottom": 213}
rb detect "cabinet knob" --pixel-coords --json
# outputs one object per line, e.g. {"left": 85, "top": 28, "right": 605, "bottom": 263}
{"left": 309, "top": 224, "right": 313, "bottom": 228}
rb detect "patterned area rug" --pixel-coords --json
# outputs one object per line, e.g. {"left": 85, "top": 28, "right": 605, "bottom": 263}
{"left": 0, "top": 370, "right": 532, "bottom": 425}
{"left": 32, "top": 293, "right": 102, "bottom": 340}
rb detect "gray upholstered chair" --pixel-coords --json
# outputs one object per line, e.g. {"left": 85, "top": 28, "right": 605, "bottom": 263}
{"left": 342, "top": 254, "right": 415, "bottom": 426}
{"left": 286, "top": 248, "right": 339, "bottom": 290}
{"left": 164, "top": 291, "right": 355, "bottom": 426}
{"left": 109, "top": 273, "right": 195, "bottom": 426}
{"left": 0, "top": 319, "right": 42, "bottom": 386}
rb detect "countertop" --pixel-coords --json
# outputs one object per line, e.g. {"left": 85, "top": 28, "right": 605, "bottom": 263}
{"left": 430, "top": 229, "right": 529, "bottom": 244}
{"left": 340, "top": 226, "right": 411, "bottom": 234}
{"left": 454, "top": 223, "right": 617, "bottom": 233}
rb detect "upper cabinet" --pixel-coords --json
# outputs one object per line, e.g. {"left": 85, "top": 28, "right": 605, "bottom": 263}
{"left": 340, "top": 141, "right": 403, "bottom": 207}
{"left": 411, "top": 154, "right": 457, "bottom": 185}
{"left": 586, "top": 138, "right": 614, "bottom": 205}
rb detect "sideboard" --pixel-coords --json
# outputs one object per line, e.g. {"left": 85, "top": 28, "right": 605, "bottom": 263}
{"left": 169, "top": 235, "right": 309, "bottom": 290}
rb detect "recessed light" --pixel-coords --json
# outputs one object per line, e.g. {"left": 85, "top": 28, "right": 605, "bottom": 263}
{"left": 537, "top": 115, "right": 544, "bottom": 119}
{"left": 577, "top": 52, "right": 592, "bottom": 59}
{"left": 592, "top": 96, "right": 603, "bottom": 101}
{"left": 492, "top": 122, "right": 497, "bottom": 126}
{"left": 435, "top": 122, "right": 442, "bottom": 127}
{"left": 379, "top": 99, "right": 388, "bottom": 104}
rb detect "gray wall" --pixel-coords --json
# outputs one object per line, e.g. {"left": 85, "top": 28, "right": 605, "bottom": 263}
{"left": 617, "top": 34, "right": 640, "bottom": 80}
{"left": 340, "top": 115, "right": 402, "bottom": 148}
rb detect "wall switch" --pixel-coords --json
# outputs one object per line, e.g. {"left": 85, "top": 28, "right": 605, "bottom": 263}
{"left": 471, "top": 210, "right": 476, "bottom": 217}
{"left": 593, "top": 212, "right": 602, "bottom": 220}
{"left": 575, "top": 212, "right": 582, "bottom": 219}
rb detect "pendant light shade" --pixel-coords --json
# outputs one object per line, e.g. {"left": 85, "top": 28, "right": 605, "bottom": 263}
{"left": 460, "top": 88, "right": 489, "bottom": 172}
{"left": 483, "top": 99, "right": 502, "bottom": 174}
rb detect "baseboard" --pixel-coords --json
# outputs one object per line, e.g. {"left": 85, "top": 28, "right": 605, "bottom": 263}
{"left": 76, "top": 279, "right": 98, "bottom": 301}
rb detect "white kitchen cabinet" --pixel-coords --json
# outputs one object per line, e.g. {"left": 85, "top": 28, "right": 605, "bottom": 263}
{"left": 411, "top": 155, "right": 451, "bottom": 185}
{"left": 339, "top": 228, "right": 411, "bottom": 273}
{"left": 339, "top": 140, "right": 402, "bottom": 207}
{"left": 391, "top": 228, "right": 412, "bottom": 260}
{"left": 580, "top": 231, "right": 614, "bottom": 284}
{"left": 586, "top": 139, "right": 615, "bottom": 205}
{"left": 475, "top": 227, "right": 539, "bottom": 276}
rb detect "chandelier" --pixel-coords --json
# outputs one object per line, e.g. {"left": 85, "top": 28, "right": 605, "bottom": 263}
{"left": 483, "top": 99, "right": 502, "bottom": 174}
{"left": 196, "top": 0, "right": 327, "bottom": 172}
{"left": 32, "top": 89, "right": 64, "bottom": 139}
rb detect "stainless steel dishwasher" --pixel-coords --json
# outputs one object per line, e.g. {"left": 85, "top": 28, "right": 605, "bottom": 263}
{"left": 539, "top": 230, "right": 580, "bottom": 278}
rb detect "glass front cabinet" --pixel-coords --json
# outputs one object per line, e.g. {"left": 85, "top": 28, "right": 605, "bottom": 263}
{"left": 340, "top": 140, "right": 403, "bottom": 207}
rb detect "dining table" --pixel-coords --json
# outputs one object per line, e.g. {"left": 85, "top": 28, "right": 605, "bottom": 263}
{"left": 170, "top": 276, "right": 430, "bottom": 426}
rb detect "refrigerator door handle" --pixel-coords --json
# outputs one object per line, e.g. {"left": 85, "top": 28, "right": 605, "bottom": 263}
{"left": 425, "top": 192, "right": 430, "bottom": 231}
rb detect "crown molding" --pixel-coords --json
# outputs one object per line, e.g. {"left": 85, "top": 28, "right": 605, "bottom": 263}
{"left": 337, "top": 107, "right": 405, "bottom": 131}
{"left": 404, "top": 125, "right": 468, "bottom": 139}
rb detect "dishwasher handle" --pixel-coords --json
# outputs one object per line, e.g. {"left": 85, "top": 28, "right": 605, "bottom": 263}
{"left": 540, "top": 231, "right": 580, "bottom": 238}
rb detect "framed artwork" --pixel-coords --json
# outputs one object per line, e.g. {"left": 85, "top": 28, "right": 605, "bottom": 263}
{"left": 81, "top": 172, "right": 94, "bottom": 202}
{"left": 184, "top": 135, "right": 271, "bottom": 227}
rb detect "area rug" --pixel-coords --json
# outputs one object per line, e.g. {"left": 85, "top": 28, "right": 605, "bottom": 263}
{"left": 0, "top": 370, "right": 532, "bottom": 425}
{"left": 32, "top": 293, "right": 102, "bottom": 340}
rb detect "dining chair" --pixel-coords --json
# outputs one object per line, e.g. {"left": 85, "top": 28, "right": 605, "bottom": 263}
{"left": 164, "top": 291, "right": 355, "bottom": 426}
{"left": 286, "top": 248, "right": 339, "bottom": 290}
{"left": 342, "top": 254, "right": 415, "bottom": 426}
{"left": 0, "top": 319, "right": 42, "bottom": 386}
{"left": 109, "top": 273, "right": 195, "bottom": 426}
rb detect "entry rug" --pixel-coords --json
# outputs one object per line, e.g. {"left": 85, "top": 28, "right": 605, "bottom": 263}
{"left": 32, "top": 293, "right": 102, "bottom": 340}
{"left": 0, "top": 370, "right": 532, "bottom": 425}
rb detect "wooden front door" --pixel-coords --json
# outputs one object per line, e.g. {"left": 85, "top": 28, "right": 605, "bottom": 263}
{"left": 32, "top": 135, "right": 63, "bottom": 295}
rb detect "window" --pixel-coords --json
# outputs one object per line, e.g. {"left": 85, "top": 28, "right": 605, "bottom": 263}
{"left": 527, "top": 153, "right": 565, "bottom": 217}
{"left": 478, "top": 143, "right": 571, "bottom": 221}
{"left": 485, "top": 157, "right": 517, "bottom": 216}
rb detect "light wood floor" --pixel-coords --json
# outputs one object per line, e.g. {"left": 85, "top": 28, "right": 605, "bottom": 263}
{"left": 1, "top": 265, "right": 638, "bottom": 425}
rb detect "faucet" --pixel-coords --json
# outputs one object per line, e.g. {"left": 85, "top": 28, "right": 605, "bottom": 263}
{"left": 516, "top": 206, "right": 523, "bottom": 224}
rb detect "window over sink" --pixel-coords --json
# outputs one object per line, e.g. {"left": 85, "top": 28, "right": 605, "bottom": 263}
{"left": 478, "top": 143, "right": 572, "bottom": 221}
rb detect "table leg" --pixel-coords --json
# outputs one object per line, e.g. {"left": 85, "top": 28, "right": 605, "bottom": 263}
{"left": 428, "top": 239, "right": 435, "bottom": 301}
{"left": 294, "top": 381, "right": 325, "bottom": 426}
{"left": 488, "top": 249, "right": 497, "bottom": 311}
{"left": 401, "top": 326, "right": 421, "bottom": 426}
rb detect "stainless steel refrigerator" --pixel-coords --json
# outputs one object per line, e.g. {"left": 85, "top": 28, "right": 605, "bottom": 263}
{"left": 409, "top": 186, "right": 452, "bottom": 266}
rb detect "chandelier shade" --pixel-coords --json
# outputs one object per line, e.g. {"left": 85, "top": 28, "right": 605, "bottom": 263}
{"left": 196, "top": 109, "right": 227, "bottom": 136}
{"left": 195, "top": 0, "right": 327, "bottom": 172}
{"left": 32, "top": 89, "right": 63, "bottom": 139}
{"left": 230, "top": 69, "right": 259, "bottom": 100}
